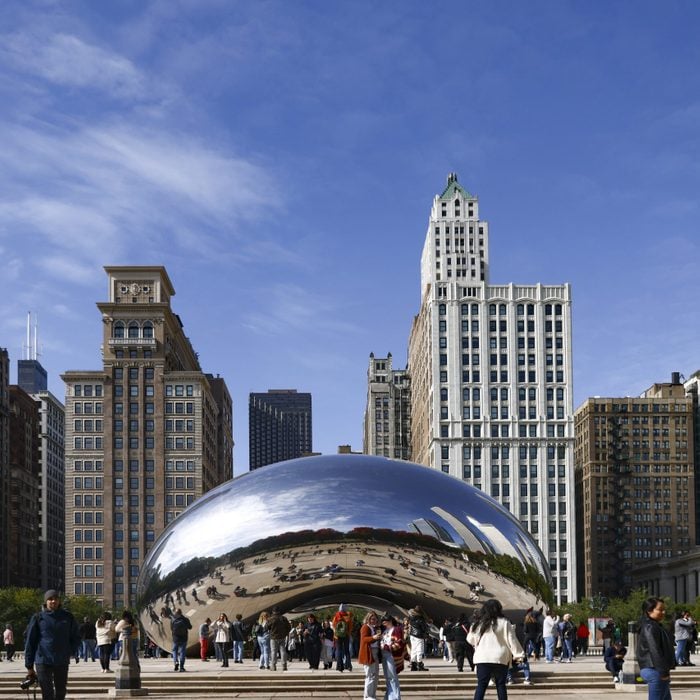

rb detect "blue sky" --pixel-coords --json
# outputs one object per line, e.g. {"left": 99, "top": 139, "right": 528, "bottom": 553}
{"left": 2, "top": 0, "right": 700, "bottom": 473}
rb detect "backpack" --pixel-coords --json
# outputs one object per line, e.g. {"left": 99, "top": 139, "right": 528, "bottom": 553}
{"left": 335, "top": 619, "right": 347, "bottom": 638}
{"left": 171, "top": 616, "right": 190, "bottom": 638}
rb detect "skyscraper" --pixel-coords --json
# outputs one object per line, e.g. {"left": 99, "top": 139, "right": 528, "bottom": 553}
{"left": 574, "top": 374, "right": 695, "bottom": 598}
{"left": 17, "top": 316, "right": 66, "bottom": 591}
{"left": 0, "top": 348, "right": 11, "bottom": 586}
{"left": 363, "top": 353, "right": 411, "bottom": 460}
{"left": 61, "top": 266, "right": 232, "bottom": 608}
{"left": 248, "top": 390, "right": 312, "bottom": 469}
{"left": 408, "top": 174, "right": 576, "bottom": 603}
{"left": 8, "top": 384, "right": 41, "bottom": 587}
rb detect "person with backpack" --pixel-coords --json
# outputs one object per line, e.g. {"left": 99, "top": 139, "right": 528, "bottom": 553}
{"left": 333, "top": 604, "right": 353, "bottom": 672}
{"left": 268, "top": 607, "right": 291, "bottom": 671}
{"left": 170, "top": 608, "right": 192, "bottom": 672}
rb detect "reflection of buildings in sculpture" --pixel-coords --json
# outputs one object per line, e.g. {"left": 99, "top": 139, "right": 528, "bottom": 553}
{"left": 430, "top": 506, "right": 488, "bottom": 554}
{"left": 408, "top": 517, "right": 455, "bottom": 543}
{"left": 137, "top": 455, "right": 549, "bottom": 650}
{"left": 466, "top": 516, "right": 521, "bottom": 561}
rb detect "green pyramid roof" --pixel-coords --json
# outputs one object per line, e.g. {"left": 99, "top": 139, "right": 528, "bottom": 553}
{"left": 440, "top": 172, "right": 473, "bottom": 200}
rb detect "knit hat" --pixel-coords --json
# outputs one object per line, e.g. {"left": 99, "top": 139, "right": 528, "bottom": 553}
{"left": 44, "top": 589, "right": 59, "bottom": 601}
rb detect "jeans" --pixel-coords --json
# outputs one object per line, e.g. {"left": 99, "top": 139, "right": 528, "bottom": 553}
{"left": 640, "top": 667, "right": 672, "bottom": 700}
{"left": 381, "top": 652, "right": 401, "bottom": 700}
{"left": 363, "top": 658, "right": 379, "bottom": 699}
{"left": 232, "top": 639, "right": 244, "bottom": 662}
{"left": 675, "top": 638, "right": 687, "bottom": 665}
{"left": 560, "top": 639, "right": 574, "bottom": 661}
{"left": 81, "top": 639, "right": 97, "bottom": 661}
{"left": 172, "top": 640, "right": 187, "bottom": 668}
{"left": 544, "top": 635, "right": 556, "bottom": 661}
{"left": 474, "top": 663, "right": 508, "bottom": 700}
{"left": 336, "top": 636, "right": 352, "bottom": 671}
{"left": 215, "top": 641, "right": 228, "bottom": 666}
{"left": 257, "top": 635, "right": 270, "bottom": 668}
{"left": 36, "top": 663, "right": 69, "bottom": 700}
{"left": 269, "top": 638, "right": 287, "bottom": 670}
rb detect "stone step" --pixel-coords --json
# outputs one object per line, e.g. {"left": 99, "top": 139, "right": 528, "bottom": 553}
{"left": 1, "top": 670, "right": 699, "bottom": 697}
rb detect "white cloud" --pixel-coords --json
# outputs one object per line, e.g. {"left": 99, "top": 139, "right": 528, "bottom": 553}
{"left": 2, "top": 32, "right": 146, "bottom": 99}
{"left": 0, "top": 121, "right": 288, "bottom": 278}
{"left": 242, "top": 283, "right": 361, "bottom": 337}
{"left": 37, "top": 255, "right": 100, "bottom": 285}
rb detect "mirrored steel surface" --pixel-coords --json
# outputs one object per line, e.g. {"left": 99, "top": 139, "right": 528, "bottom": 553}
{"left": 137, "top": 455, "right": 551, "bottom": 648}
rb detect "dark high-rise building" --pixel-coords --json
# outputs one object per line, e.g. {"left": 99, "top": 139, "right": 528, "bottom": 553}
{"left": 0, "top": 348, "right": 10, "bottom": 587}
{"left": 18, "top": 356, "right": 65, "bottom": 590}
{"left": 8, "top": 384, "right": 41, "bottom": 587}
{"left": 18, "top": 359, "right": 48, "bottom": 394}
{"left": 249, "top": 390, "right": 312, "bottom": 470}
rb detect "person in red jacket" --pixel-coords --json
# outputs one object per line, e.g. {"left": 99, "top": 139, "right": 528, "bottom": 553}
{"left": 332, "top": 604, "right": 353, "bottom": 672}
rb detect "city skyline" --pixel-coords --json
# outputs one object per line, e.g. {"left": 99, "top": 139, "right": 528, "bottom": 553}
{"left": 2, "top": 2, "right": 700, "bottom": 473}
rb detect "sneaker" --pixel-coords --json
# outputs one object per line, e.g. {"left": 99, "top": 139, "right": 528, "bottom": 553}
{"left": 524, "top": 679, "right": 532, "bottom": 685}
{"left": 174, "top": 663, "right": 179, "bottom": 672}
{"left": 488, "top": 680, "right": 495, "bottom": 687}
{"left": 506, "top": 679, "right": 513, "bottom": 685}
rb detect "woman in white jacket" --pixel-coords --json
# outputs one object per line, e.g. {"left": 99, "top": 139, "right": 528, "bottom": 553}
{"left": 467, "top": 599, "right": 524, "bottom": 700}
{"left": 212, "top": 613, "right": 232, "bottom": 668}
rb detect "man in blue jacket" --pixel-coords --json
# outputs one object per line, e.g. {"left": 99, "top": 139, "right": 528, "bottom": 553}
{"left": 24, "top": 590, "right": 81, "bottom": 700}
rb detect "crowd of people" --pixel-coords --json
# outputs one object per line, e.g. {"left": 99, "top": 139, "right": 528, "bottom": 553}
{"left": 8, "top": 588, "right": 698, "bottom": 700}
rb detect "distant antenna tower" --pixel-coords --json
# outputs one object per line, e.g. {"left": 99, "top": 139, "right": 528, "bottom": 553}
{"left": 23, "top": 311, "right": 41, "bottom": 361}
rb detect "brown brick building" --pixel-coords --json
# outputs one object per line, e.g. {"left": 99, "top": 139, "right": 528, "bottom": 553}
{"left": 62, "top": 266, "right": 232, "bottom": 608}
{"left": 574, "top": 374, "right": 695, "bottom": 598}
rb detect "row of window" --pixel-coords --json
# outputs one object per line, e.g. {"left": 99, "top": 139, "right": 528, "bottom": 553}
{"left": 73, "top": 385, "right": 103, "bottom": 397}
{"left": 112, "top": 321, "right": 154, "bottom": 338}
{"left": 114, "top": 367, "right": 155, "bottom": 380}
{"left": 73, "top": 402, "right": 102, "bottom": 414}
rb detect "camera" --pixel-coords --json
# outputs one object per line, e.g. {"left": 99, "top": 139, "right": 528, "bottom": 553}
{"left": 20, "top": 675, "right": 38, "bottom": 690}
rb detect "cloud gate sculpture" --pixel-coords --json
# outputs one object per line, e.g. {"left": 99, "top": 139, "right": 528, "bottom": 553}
{"left": 137, "top": 455, "right": 551, "bottom": 649}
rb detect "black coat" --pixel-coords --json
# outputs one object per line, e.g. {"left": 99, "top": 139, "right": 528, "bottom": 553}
{"left": 636, "top": 616, "right": 675, "bottom": 676}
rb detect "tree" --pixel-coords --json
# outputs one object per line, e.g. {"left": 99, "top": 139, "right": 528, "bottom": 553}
{"left": 0, "top": 587, "right": 43, "bottom": 647}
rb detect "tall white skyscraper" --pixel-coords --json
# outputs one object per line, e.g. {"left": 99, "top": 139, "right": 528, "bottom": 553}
{"left": 408, "top": 174, "right": 576, "bottom": 603}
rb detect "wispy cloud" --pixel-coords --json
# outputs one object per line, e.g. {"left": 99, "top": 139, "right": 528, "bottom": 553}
{"left": 2, "top": 31, "right": 146, "bottom": 99}
{"left": 0, "top": 120, "right": 285, "bottom": 282}
{"left": 242, "top": 283, "right": 362, "bottom": 337}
